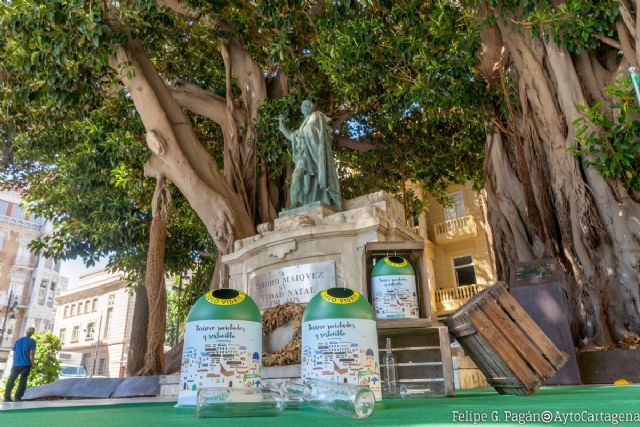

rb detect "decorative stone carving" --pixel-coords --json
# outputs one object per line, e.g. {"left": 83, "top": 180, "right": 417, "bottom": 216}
{"left": 268, "top": 240, "right": 297, "bottom": 259}
{"left": 257, "top": 222, "right": 274, "bottom": 234}
{"left": 273, "top": 215, "right": 315, "bottom": 233}
{"left": 323, "top": 212, "right": 346, "bottom": 225}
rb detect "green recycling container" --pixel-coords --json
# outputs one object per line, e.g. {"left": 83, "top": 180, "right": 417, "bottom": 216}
{"left": 371, "top": 256, "right": 419, "bottom": 319}
{"left": 177, "top": 289, "right": 262, "bottom": 407}
{"left": 302, "top": 287, "right": 381, "bottom": 400}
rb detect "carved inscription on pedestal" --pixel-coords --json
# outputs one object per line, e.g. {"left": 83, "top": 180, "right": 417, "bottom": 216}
{"left": 250, "top": 261, "right": 336, "bottom": 310}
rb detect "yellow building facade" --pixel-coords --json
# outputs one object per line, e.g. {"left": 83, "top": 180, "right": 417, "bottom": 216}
{"left": 409, "top": 183, "right": 497, "bottom": 318}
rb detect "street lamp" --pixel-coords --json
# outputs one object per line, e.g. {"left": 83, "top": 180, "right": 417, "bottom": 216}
{"left": 0, "top": 288, "right": 19, "bottom": 347}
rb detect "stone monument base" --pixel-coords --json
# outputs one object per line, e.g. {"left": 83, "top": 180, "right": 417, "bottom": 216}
{"left": 278, "top": 201, "right": 337, "bottom": 218}
{"left": 222, "top": 191, "right": 425, "bottom": 382}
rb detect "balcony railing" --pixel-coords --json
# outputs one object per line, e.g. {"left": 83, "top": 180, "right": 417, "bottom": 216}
{"left": 0, "top": 214, "right": 43, "bottom": 232}
{"left": 435, "top": 284, "right": 491, "bottom": 316}
{"left": 434, "top": 215, "right": 477, "bottom": 244}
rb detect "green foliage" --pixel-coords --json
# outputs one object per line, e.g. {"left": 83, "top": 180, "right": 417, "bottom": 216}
{"left": 0, "top": 1, "right": 219, "bottom": 285}
{"left": 1, "top": 332, "right": 61, "bottom": 398}
{"left": 1, "top": 0, "right": 115, "bottom": 111}
{"left": 315, "top": 1, "right": 488, "bottom": 194}
{"left": 484, "top": 0, "right": 618, "bottom": 53}
{"left": 29, "top": 332, "right": 62, "bottom": 388}
{"left": 253, "top": 95, "right": 303, "bottom": 180}
{"left": 572, "top": 80, "right": 640, "bottom": 194}
{"left": 393, "top": 189, "right": 428, "bottom": 223}
{"left": 0, "top": 0, "right": 490, "bottom": 279}
{"left": 165, "top": 265, "right": 212, "bottom": 346}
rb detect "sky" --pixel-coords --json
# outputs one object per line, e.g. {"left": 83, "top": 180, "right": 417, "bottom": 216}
{"left": 59, "top": 256, "right": 109, "bottom": 290}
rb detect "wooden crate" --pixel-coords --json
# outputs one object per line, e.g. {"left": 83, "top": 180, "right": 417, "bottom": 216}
{"left": 363, "top": 241, "right": 432, "bottom": 330}
{"left": 378, "top": 326, "right": 455, "bottom": 397}
{"left": 445, "top": 282, "right": 569, "bottom": 395}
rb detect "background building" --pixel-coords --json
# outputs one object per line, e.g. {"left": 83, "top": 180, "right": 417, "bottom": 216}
{"left": 53, "top": 270, "right": 135, "bottom": 377}
{"left": 0, "top": 189, "right": 68, "bottom": 372}
{"left": 409, "top": 183, "right": 497, "bottom": 318}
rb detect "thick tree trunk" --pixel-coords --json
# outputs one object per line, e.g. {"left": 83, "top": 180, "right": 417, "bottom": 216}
{"left": 110, "top": 40, "right": 255, "bottom": 254}
{"left": 480, "top": 16, "right": 640, "bottom": 347}
{"left": 126, "top": 284, "right": 148, "bottom": 376}
{"left": 104, "top": 1, "right": 370, "bottom": 354}
{"left": 137, "top": 178, "right": 170, "bottom": 375}
{"left": 163, "top": 340, "right": 183, "bottom": 375}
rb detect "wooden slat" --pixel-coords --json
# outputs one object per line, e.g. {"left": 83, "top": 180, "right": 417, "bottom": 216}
{"left": 453, "top": 314, "right": 507, "bottom": 382}
{"left": 492, "top": 284, "right": 568, "bottom": 369}
{"left": 377, "top": 327, "right": 452, "bottom": 397}
{"left": 446, "top": 320, "right": 476, "bottom": 337}
{"left": 466, "top": 332, "right": 515, "bottom": 385}
{"left": 468, "top": 307, "right": 539, "bottom": 390}
{"left": 489, "top": 377, "right": 526, "bottom": 387}
{"left": 381, "top": 362, "right": 442, "bottom": 367}
{"left": 479, "top": 298, "right": 555, "bottom": 379}
{"left": 377, "top": 346, "right": 441, "bottom": 351}
{"left": 376, "top": 318, "right": 431, "bottom": 330}
{"left": 437, "top": 326, "right": 455, "bottom": 396}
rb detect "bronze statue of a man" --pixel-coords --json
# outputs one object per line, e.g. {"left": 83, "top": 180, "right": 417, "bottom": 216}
{"left": 279, "top": 100, "right": 342, "bottom": 211}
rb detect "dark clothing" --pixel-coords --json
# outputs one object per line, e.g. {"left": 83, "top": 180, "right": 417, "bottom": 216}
{"left": 4, "top": 365, "right": 31, "bottom": 401}
{"left": 12, "top": 336, "right": 36, "bottom": 367}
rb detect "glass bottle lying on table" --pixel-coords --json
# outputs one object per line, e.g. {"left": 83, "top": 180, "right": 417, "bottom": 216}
{"left": 279, "top": 378, "right": 376, "bottom": 419}
{"left": 381, "top": 384, "right": 433, "bottom": 399}
{"left": 196, "top": 379, "right": 376, "bottom": 419}
{"left": 196, "top": 387, "right": 285, "bottom": 418}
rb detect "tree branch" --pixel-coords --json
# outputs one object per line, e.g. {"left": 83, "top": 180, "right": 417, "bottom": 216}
{"left": 334, "top": 136, "right": 375, "bottom": 152}
{"left": 110, "top": 40, "right": 254, "bottom": 246}
{"left": 157, "top": 0, "right": 200, "bottom": 19}
{"left": 619, "top": 0, "right": 636, "bottom": 38}
{"left": 330, "top": 110, "right": 354, "bottom": 130}
{"left": 616, "top": 21, "right": 638, "bottom": 67}
{"left": 167, "top": 80, "right": 245, "bottom": 128}
{"left": 595, "top": 34, "right": 622, "bottom": 50}
{"left": 156, "top": 0, "right": 230, "bottom": 31}
{"left": 309, "top": 0, "right": 326, "bottom": 18}
{"left": 227, "top": 42, "right": 267, "bottom": 121}
{"left": 267, "top": 73, "right": 289, "bottom": 99}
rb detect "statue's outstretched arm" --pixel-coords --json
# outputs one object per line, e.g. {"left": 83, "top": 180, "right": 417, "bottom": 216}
{"left": 278, "top": 115, "right": 293, "bottom": 141}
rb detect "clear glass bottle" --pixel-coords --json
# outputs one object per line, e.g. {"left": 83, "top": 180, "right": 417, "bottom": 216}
{"left": 196, "top": 387, "right": 285, "bottom": 418}
{"left": 280, "top": 379, "right": 376, "bottom": 419}
{"left": 383, "top": 337, "right": 398, "bottom": 396}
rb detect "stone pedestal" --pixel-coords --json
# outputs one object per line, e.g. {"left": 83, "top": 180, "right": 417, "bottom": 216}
{"left": 222, "top": 191, "right": 424, "bottom": 380}
{"left": 224, "top": 191, "right": 419, "bottom": 300}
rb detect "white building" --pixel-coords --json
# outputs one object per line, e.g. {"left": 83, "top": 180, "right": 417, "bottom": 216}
{"left": 53, "top": 270, "right": 135, "bottom": 377}
{"left": 0, "top": 189, "right": 68, "bottom": 372}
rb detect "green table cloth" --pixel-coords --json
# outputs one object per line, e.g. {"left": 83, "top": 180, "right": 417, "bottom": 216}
{"left": 2, "top": 386, "right": 639, "bottom": 426}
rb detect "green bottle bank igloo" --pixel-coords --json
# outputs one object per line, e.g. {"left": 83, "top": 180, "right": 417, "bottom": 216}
{"left": 301, "top": 288, "right": 381, "bottom": 400}
{"left": 371, "top": 256, "right": 419, "bottom": 319}
{"left": 177, "top": 289, "right": 262, "bottom": 407}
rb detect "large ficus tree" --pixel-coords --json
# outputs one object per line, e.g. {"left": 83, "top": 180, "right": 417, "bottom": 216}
{"left": 328, "top": 0, "right": 640, "bottom": 348}
{"left": 1, "top": 0, "right": 484, "bottom": 374}
{"left": 4, "top": 0, "right": 639, "bottom": 358}
{"left": 475, "top": 1, "right": 640, "bottom": 346}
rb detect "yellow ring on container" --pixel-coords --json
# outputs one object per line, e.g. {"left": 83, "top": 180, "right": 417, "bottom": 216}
{"left": 320, "top": 289, "right": 360, "bottom": 304}
{"left": 205, "top": 290, "right": 247, "bottom": 306}
{"left": 384, "top": 256, "right": 408, "bottom": 268}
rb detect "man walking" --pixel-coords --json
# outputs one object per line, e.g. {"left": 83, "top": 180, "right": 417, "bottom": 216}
{"left": 3, "top": 327, "right": 36, "bottom": 402}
